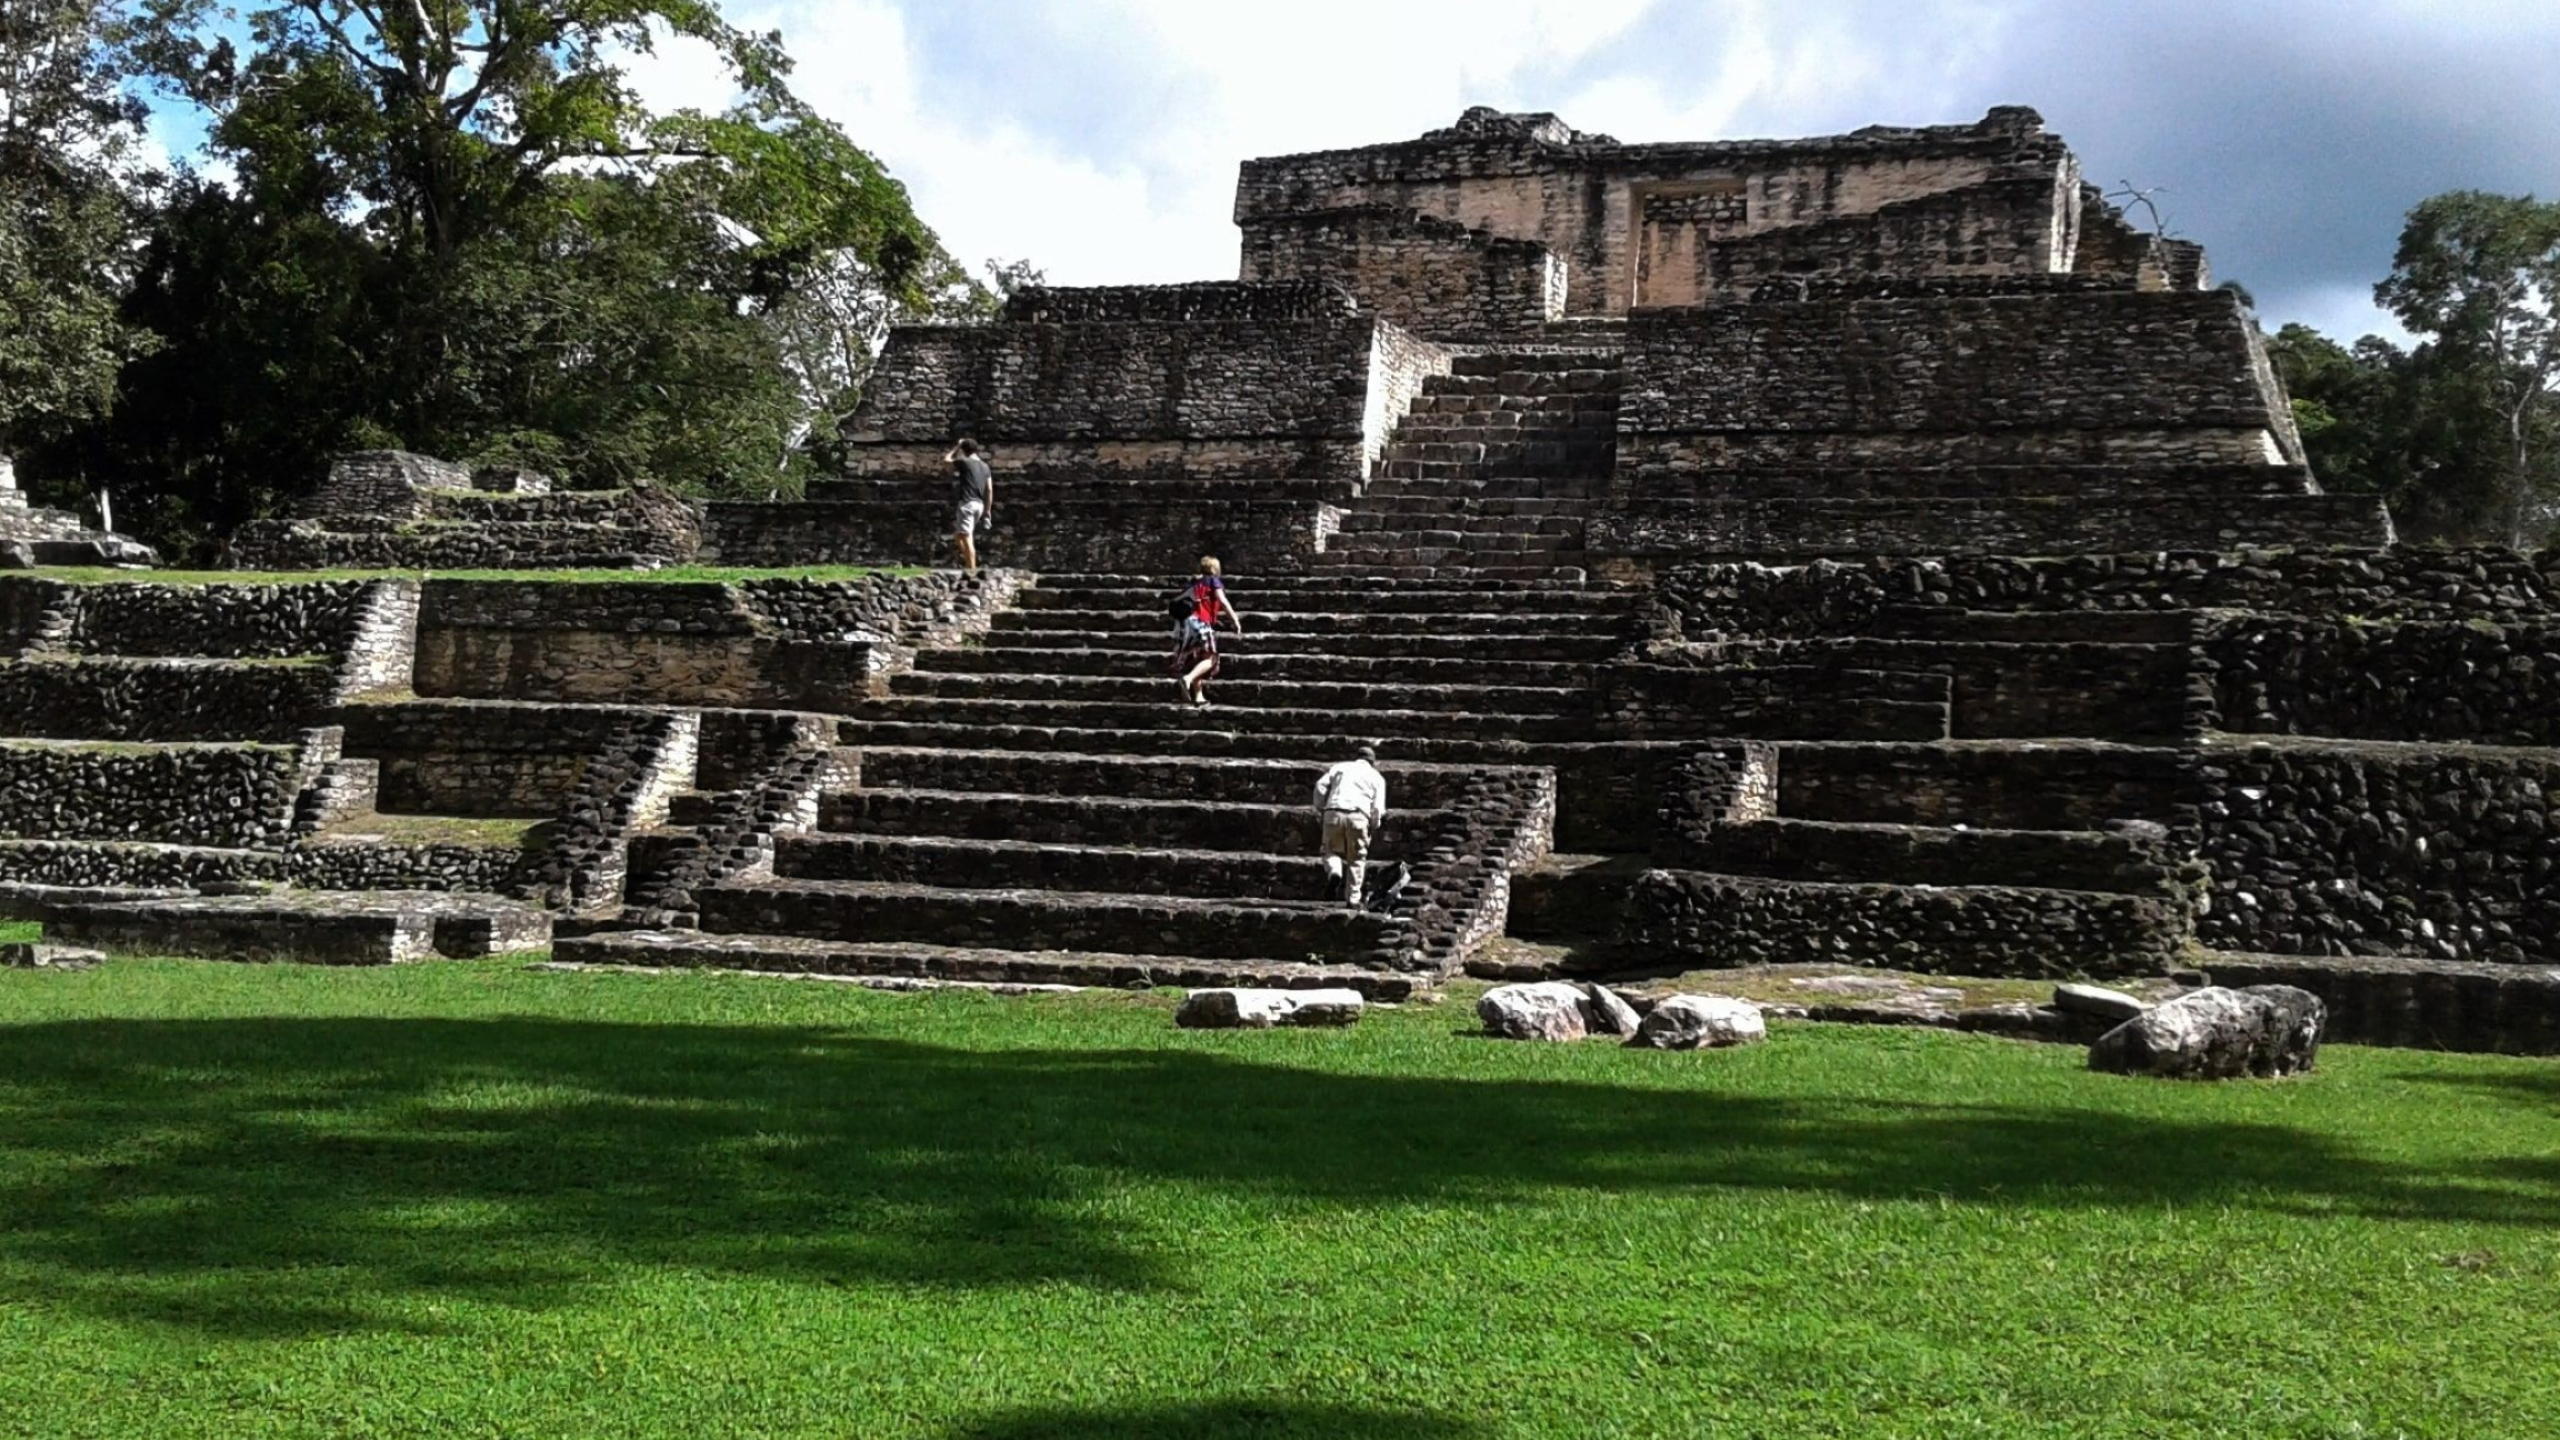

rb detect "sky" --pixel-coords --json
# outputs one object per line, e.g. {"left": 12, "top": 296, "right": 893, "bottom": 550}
{"left": 609, "top": 0, "right": 2560, "bottom": 343}
{"left": 151, "top": 1, "right": 2560, "bottom": 342}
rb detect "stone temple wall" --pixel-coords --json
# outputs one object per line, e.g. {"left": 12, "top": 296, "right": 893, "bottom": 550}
{"left": 1240, "top": 206, "right": 1565, "bottom": 339}
{"left": 1613, "top": 289, "right": 2294, "bottom": 474}
{"left": 843, "top": 282, "right": 1394, "bottom": 481}
{"left": 1234, "top": 105, "right": 2111, "bottom": 318}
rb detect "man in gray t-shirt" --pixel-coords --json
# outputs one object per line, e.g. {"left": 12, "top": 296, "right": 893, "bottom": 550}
{"left": 942, "top": 437, "right": 993, "bottom": 572}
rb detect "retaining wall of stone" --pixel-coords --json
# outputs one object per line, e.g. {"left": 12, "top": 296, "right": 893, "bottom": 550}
{"left": 1240, "top": 206, "right": 1565, "bottom": 339}
{"left": 0, "top": 741, "right": 303, "bottom": 847}
{"left": 1614, "top": 290, "right": 2290, "bottom": 472}
{"left": 2199, "top": 740, "right": 2560, "bottom": 965}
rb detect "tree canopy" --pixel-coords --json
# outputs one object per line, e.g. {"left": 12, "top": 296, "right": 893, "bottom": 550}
{"left": 20, "top": 0, "right": 999, "bottom": 554}
{"left": 0, "top": 0, "right": 158, "bottom": 458}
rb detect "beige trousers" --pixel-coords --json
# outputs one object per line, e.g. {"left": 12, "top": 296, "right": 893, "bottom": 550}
{"left": 1322, "top": 810, "right": 1373, "bottom": 905}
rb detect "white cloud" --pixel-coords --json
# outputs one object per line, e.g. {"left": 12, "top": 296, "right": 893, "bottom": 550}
{"left": 628, "top": 0, "right": 1661, "bottom": 286}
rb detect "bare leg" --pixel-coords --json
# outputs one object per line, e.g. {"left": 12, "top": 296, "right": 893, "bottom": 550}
{"left": 1183, "top": 656, "right": 1215, "bottom": 704}
{"left": 953, "top": 529, "right": 977, "bottom": 572}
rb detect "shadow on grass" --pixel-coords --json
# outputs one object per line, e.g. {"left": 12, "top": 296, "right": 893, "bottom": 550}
{"left": 0, "top": 1016, "right": 2548, "bottom": 1338}
{"left": 943, "top": 1399, "right": 1485, "bottom": 1439}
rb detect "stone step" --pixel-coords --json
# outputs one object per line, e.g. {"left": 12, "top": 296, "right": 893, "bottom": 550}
{"left": 1446, "top": 350, "right": 1622, "bottom": 377}
{"left": 1379, "top": 459, "right": 1612, "bottom": 482}
{"left": 820, "top": 786, "right": 1454, "bottom": 853}
{"left": 991, "top": 607, "right": 1629, "bottom": 637}
{"left": 46, "top": 889, "right": 553, "bottom": 965}
{"left": 1331, "top": 511, "right": 1584, "bottom": 536}
{"left": 914, "top": 647, "right": 1596, "bottom": 687}
{"left": 696, "top": 878, "right": 1402, "bottom": 964}
{"left": 1301, "top": 562, "right": 1594, "bottom": 584}
{"left": 1345, "top": 496, "right": 1592, "bottom": 517}
{"left": 1425, "top": 370, "right": 1620, "bottom": 395}
{"left": 849, "top": 695, "right": 1582, "bottom": 742}
{"left": 1304, "top": 553, "right": 1591, "bottom": 575}
{"left": 1613, "top": 464, "right": 2315, "bottom": 503}
{"left": 1392, "top": 419, "right": 1615, "bottom": 443}
{"left": 1322, "top": 533, "right": 1583, "bottom": 556}
{"left": 1628, "top": 869, "right": 2189, "bottom": 980}
{"left": 853, "top": 748, "right": 1492, "bottom": 808}
{"left": 1359, "top": 476, "right": 1599, "bottom": 500}
{"left": 1012, "top": 582, "right": 1625, "bottom": 614}
{"left": 973, "top": 630, "right": 1626, "bottom": 662}
{"left": 806, "top": 476, "right": 1346, "bottom": 504}
{"left": 1028, "top": 570, "right": 1623, "bottom": 594}
{"left": 1868, "top": 609, "right": 2201, "bottom": 644}
{"left": 1379, "top": 440, "right": 1613, "bottom": 467}
{"left": 774, "top": 833, "right": 1399, "bottom": 902}
{"left": 0, "top": 838, "right": 286, "bottom": 891}
{"left": 1682, "top": 818, "right": 2176, "bottom": 896}
{"left": 886, "top": 670, "right": 1588, "bottom": 715}
{"left": 551, "top": 929, "right": 1423, "bottom": 998}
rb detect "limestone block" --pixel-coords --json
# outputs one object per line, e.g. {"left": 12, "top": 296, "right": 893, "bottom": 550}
{"left": 1629, "top": 994, "right": 1767, "bottom": 1051}
{"left": 0, "top": 942, "right": 105, "bottom": 970}
{"left": 1175, "top": 987, "right": 1365, "bottom": 1030}
{"left": 1581, "top": 981, "right": 1641, "bottom": 1037}
{"left": 2088, "top": 985, "right": 2323, "bottom": 1080}
{"left": 1477, "top": 981, "right": 1591, "bottom": 1041}
{"left": 2053, "top": 983, "right": 2147, "bottom": 1022}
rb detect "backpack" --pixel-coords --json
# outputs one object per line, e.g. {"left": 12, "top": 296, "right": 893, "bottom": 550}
{"left": 1166, "top": 586, "right": 1197, "bottom": 621}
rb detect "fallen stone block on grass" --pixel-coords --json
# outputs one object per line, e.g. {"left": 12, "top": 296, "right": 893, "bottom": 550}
{"left": 1629, "top": 994, "right": 1767, "bottom": 1051}
{"left": 2054, "top": 983, "right": 2148, "bottom": 1023}
{"left": 1581, "top": 981, "right": 1641, "bottom": 1037}
{"left": 1477, "top": 980, "right": 1643, "bottom": 1041}
{"left": 2088, "top": 984, "right": 2323, "bottom": 1080}
{"left": 0, "top": 942, "right": 106, "bottom": 971}
{"left": 1176, "top": 987, "right": 1365, "bottom": 1030}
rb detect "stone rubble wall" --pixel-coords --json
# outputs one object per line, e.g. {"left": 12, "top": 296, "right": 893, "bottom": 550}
{"left": 0, "top": 741, "right": 304, "bottom": 848}
{"left": 845, "top": 286, "right": 1385, "bottom": 479}
{"left": 2199, "top": 741, "right": 2560, "bottom": 965}
{"left": 0, "top": 657, "right": 340, "bottom": 742}
{"left": 1627, "top": 868, "right": 2191, "bottom": 979}
{"left": 409, "top": 573, "right": 1025, "bottom": 708}
{"left": 516, "top": 710, "right": 700, "bottom": 914}
{"left": 699, "top": 497, "right": 1323, "bottom": 576}
{"left": 1236, "top": 105, "right": 2069, "bottom": 316}
{"left": 2200, "top": 952, "right": 2560, "bottom": 1055}
{"left": 1240, "top": 205, "right": 1565, "bottom": 339}
{"left": 1660, "top": 549, "right": 2560, "bottom": 635}
{"left": 1652, "top": 178, "right": 2071, "bottom": 306}
{"left": 2207, "top": 616, "right": 2560, "bottom": 747}
{"left": 1614, "top": 290, "right": 2293, "bottom": 472}
{"left": 340, "top": 703, "right": 650, "bottom": 816}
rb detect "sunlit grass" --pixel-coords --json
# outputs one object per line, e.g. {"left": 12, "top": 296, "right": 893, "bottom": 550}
{"left": 0, "top": 958, "right": 2553, "bottom": 1438}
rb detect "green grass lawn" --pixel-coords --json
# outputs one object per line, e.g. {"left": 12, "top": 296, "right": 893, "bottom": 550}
{"left": 0, "top": 960, "right": 2554, "bottom": 1439}
{"left": 28, "top": 565, "right": 925, "bottom": 586}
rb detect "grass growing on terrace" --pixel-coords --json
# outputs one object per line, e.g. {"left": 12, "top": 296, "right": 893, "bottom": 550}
{"left": 27, "top": 565, "right": 928, "bottom": 586}
{"left": 0, "top": 960, "right": 2554, "bottom": 1438}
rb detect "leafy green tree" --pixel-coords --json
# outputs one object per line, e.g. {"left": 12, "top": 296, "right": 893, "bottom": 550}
{"left": 2376, "top": 191, "right": 2560, "bottom": 546}
{"left": 103, "top": 0, "right": 965, "bottom": 520}
{"left": 0, "top": 0, "right": 157, "bottom": 467}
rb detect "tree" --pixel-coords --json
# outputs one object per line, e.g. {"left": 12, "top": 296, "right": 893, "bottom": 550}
{"left": 2376, "top": 191, "right": 2560, "bottom": 547}
{"left": 0, "top": 0, "right": 156, "bottom": 465}
{"left": 112, "top": 0, "right": 962, "bottom": 502}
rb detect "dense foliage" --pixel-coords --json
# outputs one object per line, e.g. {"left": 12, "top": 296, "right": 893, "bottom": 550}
{"left": 2274, "top": 193, "right": 2560, "bottom": 547}
{"left": 9, "top": 0, "right": 1008, "bottom": 557}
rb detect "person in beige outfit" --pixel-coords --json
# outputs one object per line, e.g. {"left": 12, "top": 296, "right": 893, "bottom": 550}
{"left": 1313, "top": 743, "right": 1388, "bottom": 906}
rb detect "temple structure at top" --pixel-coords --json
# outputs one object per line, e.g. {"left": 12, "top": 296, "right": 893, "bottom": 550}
{"left": 1233, "top": 104, "right": 2203, "bottom": 334}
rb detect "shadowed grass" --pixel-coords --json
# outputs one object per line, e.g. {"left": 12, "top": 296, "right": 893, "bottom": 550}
{"left": 0, "top": 959, "right": 2554, "bottom": 1437}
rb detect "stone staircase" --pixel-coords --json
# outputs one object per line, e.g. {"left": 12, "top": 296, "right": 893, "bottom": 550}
{"left": 1318, "top": 349, "right": 1621, "bottom": 581}
{"left": 556, "top": 571, "right": 1641, "bottom": 991}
